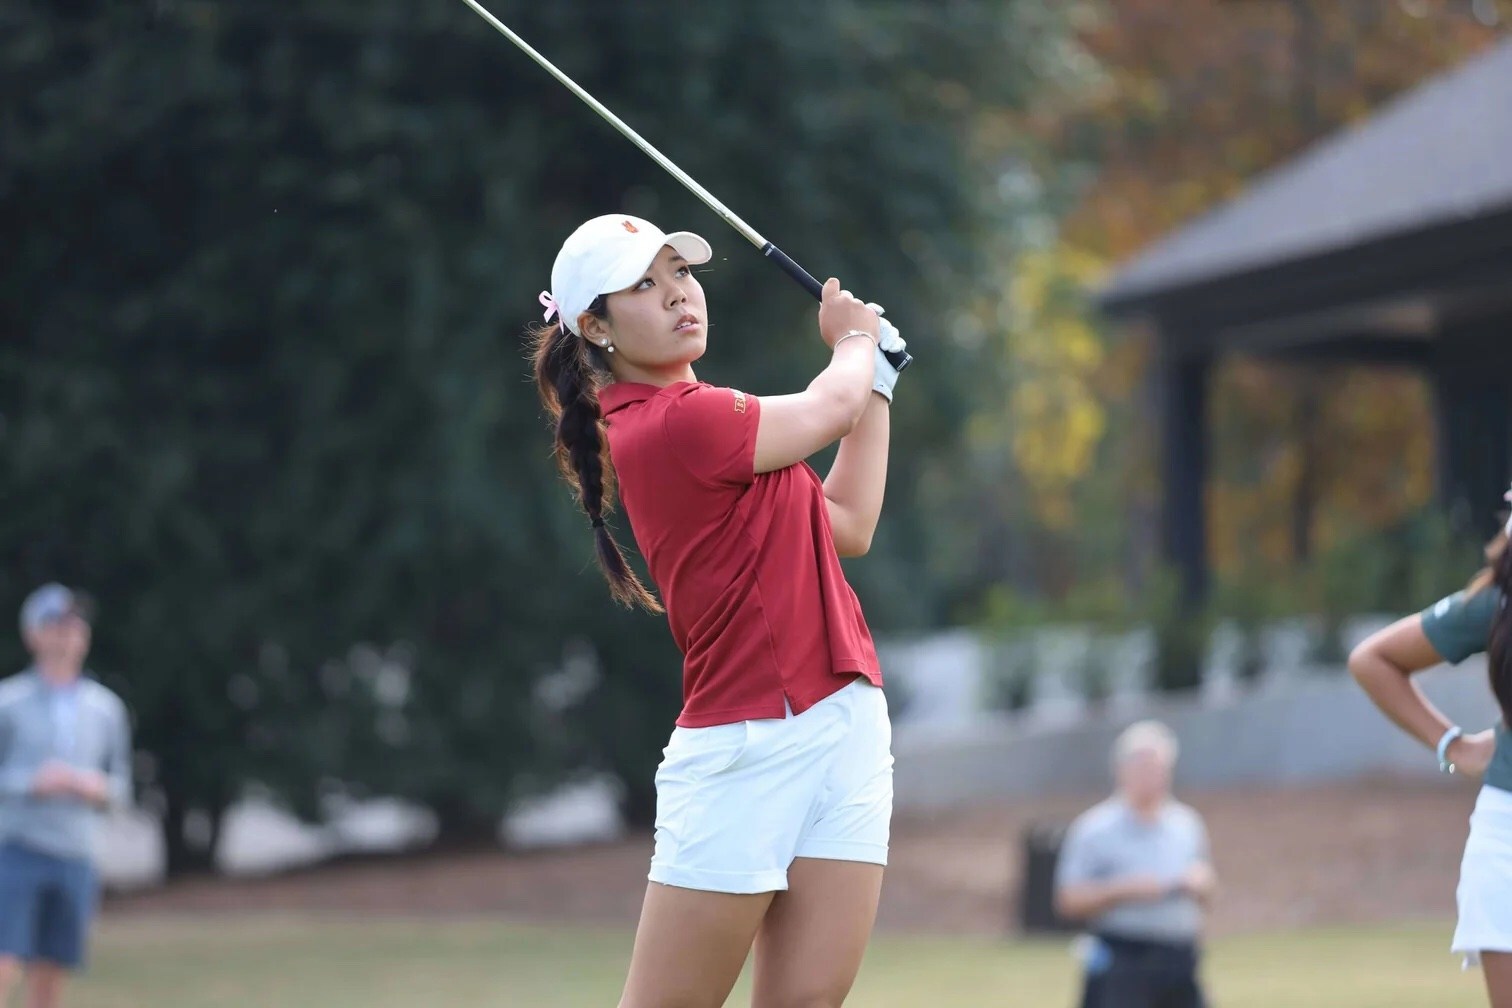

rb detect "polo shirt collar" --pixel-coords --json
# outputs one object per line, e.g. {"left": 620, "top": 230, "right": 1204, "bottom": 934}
{"left": 598, "top": 380, "right": 692, "bottom": 416}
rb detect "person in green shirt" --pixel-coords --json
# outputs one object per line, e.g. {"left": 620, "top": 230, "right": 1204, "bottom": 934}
{"left": 1350, "top": 488, "right": 1512, "bottom": 1006}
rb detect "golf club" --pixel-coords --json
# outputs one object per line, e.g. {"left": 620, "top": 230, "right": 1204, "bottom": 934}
{"left": 458, "top": 0, "right": 913, "bottom": 372}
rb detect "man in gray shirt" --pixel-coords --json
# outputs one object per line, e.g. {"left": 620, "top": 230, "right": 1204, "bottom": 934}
{"left": 0, "top": 585, "right": 132, "bottom": 1008}
{"left": 1055, "top": 720, "right": 1215, "bottom": 1008}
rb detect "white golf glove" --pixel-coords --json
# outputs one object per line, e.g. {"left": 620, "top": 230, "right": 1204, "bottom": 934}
{"left": 867, "top": 303, "right": 907, "bottom": 403}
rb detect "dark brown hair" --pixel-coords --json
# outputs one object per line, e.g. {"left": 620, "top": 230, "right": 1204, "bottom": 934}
{"left": 1469, "top": 531, "right": 1511, "bottom": 722}
{"left": 530, "top": 298, "right": 662, "bottom": 613}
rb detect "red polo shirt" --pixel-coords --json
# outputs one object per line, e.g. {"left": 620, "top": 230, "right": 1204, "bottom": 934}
{"left": 598, "top": 380, "right": 882, "bottom": 728}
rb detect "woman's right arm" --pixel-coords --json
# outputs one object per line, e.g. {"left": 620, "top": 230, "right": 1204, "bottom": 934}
{"left": 1349, "top": 612, "right": 1493, "bottom": 774}
{"left": 753, "top": 279, "right": 879, "bottom": 474}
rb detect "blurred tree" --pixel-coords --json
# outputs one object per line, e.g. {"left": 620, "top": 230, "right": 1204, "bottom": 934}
{"left": 1001, "top": 243, "right": 1108, "bottom": 533}
{"left": 0, "top": 0, "right": 1082, "bottom": 868}
{"left": 979, "top": 0, "right": 1509, "bottom": 605}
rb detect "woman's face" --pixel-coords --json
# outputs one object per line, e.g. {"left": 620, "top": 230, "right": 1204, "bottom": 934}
{"left": 580, "top": 245, "right": 708, "bottom": 383}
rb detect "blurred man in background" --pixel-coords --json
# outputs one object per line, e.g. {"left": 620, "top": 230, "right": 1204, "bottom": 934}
{"left": 0, "top": 585, "right": 132, "bottom": 1008}
{"left": 1055, "top": 720, "right": 1215, "bottom": 1008}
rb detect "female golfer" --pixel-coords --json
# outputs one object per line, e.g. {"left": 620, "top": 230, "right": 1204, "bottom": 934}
{"left": 1349, "top": 490, "right": 1512, "bottom": 1005}
{"left": 531, "top": 214, "right": 907, "bottom": 1008}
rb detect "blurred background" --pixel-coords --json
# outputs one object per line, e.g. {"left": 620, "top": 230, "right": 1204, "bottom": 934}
{"left": 3, "top": 0, "right": 1511, "bottom": 1004}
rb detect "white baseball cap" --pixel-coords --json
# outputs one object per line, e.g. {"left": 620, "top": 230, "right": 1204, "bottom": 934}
{"left": 540, "top": 214, "right": 712, "bottom": 336}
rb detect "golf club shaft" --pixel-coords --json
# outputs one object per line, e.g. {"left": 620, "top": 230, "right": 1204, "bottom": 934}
{"left": 460, "top": 0, "right": 912, "bottom": 372}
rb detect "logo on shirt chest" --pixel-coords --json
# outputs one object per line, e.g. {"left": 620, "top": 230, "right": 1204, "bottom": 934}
{"left": 731, "top": 389, "right": 747, "bottom": 414}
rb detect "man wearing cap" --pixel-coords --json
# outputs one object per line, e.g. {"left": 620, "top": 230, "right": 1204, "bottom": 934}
{"left": 1055, "top": 720, "right": 1216, "bottom": 1008}
{"left": 0, "top": 585, "right": 132, "bottom": 1007}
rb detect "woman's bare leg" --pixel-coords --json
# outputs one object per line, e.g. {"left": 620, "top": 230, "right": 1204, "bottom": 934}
{"left": 750, "top": 859, "right": 884, "bottom": 1008}
{"left": 1482, "top": 951, "right": 1512, "bottom": 1008}
{"left": 618, "top": 882, "right": 775, "bottom": 1008}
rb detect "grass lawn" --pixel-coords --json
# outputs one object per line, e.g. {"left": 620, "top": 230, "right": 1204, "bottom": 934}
{"left": 69, "top": 915, "right": 1485, "bottom": 1007}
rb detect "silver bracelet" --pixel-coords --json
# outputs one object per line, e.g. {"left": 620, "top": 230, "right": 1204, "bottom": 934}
{"left": 833, "top": 330, "right": 876, "bottom": 351}
{"left": 1438, "top": 725, "right": 1464, "bottom": 774}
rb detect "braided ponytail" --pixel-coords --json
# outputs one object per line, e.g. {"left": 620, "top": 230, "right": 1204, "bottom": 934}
{"left": 530, "top": 298, "right": 662, "bottom": 613}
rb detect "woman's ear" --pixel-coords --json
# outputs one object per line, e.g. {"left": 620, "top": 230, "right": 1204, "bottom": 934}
{"left": 579, "top": 312, "right": 612, "bottom": 346}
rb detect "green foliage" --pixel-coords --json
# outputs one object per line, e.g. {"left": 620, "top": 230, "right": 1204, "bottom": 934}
{"left": 977, "top": 507, "right": 1490, "bottom": 703}
{"left": 1141, "top": 567, "right": 1211, "bottom": 693}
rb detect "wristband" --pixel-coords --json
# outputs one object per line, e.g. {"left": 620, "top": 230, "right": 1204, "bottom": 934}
{"left": 1437, "top": 725, "right": 1464, "bottom": 774}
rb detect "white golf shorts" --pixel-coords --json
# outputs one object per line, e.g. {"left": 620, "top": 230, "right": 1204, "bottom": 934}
{"left": 1453, "top": 784, "right": 1512, "bottom": 967}
{"left": 648, "top": 678, "right": 893, "bottom": 894}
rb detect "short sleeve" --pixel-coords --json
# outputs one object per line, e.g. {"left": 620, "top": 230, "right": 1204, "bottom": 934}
{"left": 1191, "top": 812, "right": 1210, "bottom": 862}
{"left": 1055, "top": 817, "right": 1105, "bottom": 889}
{"left": 662, "top": 384, "right": 762, "bottom": 488}
{"left": 1420, "top": 589, "right": 1500, "bottom": 665}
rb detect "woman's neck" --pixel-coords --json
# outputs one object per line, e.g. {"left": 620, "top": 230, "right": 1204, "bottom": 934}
{"left": 611, "top": 363, "right": 697, "bottom": 387}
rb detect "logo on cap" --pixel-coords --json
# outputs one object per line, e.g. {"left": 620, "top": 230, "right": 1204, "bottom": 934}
{"left": 622, "top": 220, "right": 639, "bottom": 234}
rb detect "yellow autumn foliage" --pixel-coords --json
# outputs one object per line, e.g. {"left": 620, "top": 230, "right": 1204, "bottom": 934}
{"left": 1004, "top": 244, "right": 1109, "bottom": 528}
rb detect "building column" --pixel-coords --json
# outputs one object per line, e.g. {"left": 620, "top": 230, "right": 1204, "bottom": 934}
{"left": 1433, "top": 324, "right": 1512, "bottom": 537}
{"left": 1158, "top": 342, "right": 1212, "bottom": 603}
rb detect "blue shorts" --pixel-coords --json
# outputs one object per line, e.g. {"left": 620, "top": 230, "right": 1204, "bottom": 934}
{"left": 0, "top": 842, "right": 97, "bottom": 968}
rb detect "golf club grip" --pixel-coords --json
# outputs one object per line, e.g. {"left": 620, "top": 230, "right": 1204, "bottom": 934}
{"left": 761, "top": 243, "right": 914, "bottom": 373}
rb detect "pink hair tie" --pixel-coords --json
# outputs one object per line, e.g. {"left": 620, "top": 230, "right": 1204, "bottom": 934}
{"left": 538, "top": 290, "right": 560, "bottom": 323}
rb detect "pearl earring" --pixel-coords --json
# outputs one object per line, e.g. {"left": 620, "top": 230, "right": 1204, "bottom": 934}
{"left": 601, "top": 340, "right": 615, "bottom": 354}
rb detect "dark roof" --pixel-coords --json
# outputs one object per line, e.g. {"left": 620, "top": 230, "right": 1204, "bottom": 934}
{"left": 1101, "top": 38, "right": 1512, "bottom": 312}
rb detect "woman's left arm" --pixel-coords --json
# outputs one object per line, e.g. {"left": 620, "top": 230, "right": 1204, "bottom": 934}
{"left": 822, "top": 392, "right": 890, "bottom": 557}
